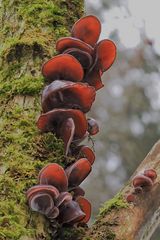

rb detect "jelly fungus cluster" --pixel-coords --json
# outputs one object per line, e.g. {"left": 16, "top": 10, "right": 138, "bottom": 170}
{"left": 27, "top": 15, "right": 116, "bottom": 226}
{"left": 126, "top": 169, "right": 157, "bottom": 203}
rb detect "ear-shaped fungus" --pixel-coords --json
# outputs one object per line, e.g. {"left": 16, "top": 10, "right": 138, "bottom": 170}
{"left": 41, "top": 80, "right": 96, "bottom": 113}
{"left": 84, "top": 40, "right": 116, "bottom": 90}
{"left": 37, "top": 108, "right": 87, "bottom": 140}
{"left": 65, "top": 158, "right": 92, "bottom": 188}
{"left": 76, "top": 196, "right": 91, "bottom": 223}
{"left": 73, "top": 145, "right": 95, "bottom": 165}
{"left": 27, "top": 185, "right": 60, "bottom": 218}
{"left": 42, "top": 54, "right": 84, "bottom": 82}
{"left": 58, "top": 200, "right": 85, "bottom": 224}
{"left": 56, "top": 37, "right": 93, "bottom": 55}
{"left": 39, "top": 163, "right": 68, "bottom": 192}
{"left": 144, "top": 169, "right": 157, "bottom": 182}
{"left": 96, "top": 40, "right": 117, "bottom": 72}
{"left": 27, "top": 185, "right": 59, "bottom": 200}
{"left": 132, "top": 175, "right": 153, "bottom": 188}
{"left": 29, "top": 193, "right": 55, "bottom": 216}
{"left": 71, "top": 15, "right": 101, "bottom": 47}
{"left": 87, "top": 118, "right": 99, "bottom": 135}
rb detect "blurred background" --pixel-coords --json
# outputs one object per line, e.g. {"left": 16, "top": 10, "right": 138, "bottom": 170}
{"left": 83, "top": 0, "right": 160, "bottom": 239}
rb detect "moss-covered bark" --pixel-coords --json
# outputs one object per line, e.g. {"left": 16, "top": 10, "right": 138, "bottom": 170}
{"left": 83, "top": 141, "right": 160, "bottom": 240}
{"left": 0, "top": 1, "right": 84, "bottom": 239}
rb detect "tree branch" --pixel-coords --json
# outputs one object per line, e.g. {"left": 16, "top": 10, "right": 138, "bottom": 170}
{"left": 84, "top": 140, "right": 160, "bottom": 240}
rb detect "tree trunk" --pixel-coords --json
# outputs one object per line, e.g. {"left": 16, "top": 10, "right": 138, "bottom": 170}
{"left": 0, "top": 1, "right": 84, "bottom": 239}
{"left": 1, "top": 1, "right": 160, "bottom": 240}
{"left": 83, "top": 140, "right": 160, "bottom": 240}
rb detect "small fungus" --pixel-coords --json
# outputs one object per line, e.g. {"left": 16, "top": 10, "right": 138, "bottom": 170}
{"left": 71, "top": 15, "right": 101, "bottom": 47}
{"left": 87, "top": 118, "right": 99, "bottom": 135}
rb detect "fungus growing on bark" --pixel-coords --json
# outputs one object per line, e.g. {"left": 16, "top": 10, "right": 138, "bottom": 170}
{"left": 27, "top": 163, "right": 92, "bottom": 225}
{"left": 65, "top": 158, "right": 92, "bottom": 188}
{"left": 55, "top": 15, "right": 116, "bottom": 90}
{"left": 126, "top": 169, "right": 157, "bottom": 203}
{"left": 27, "top": 14, "right": 116, "bottom": 232}
{"left": 72, "top": 145, "right": 95, "bottom": 165}
{"left": 133, "top": 175, "right": 153, "bottom": 189}
{"left": 76, "top": 196, "right": 91, "bottom": 223}
{"left": 41, "top": 80, "right": 96, "bottom": 113}
{"left": 42, "top": 54, "right": 84, "bottom": 82}
{"left": 56, "top": 37, "right": 94, "bottom": 55}
{"left": 144, "top": 169, "right": 157, "bottom": 182}
{"left": 39, "top": 163, "right": 68, "bottom": 192}
{"left": 37, "top": 108, "right": 87, "bottom": 154}
{"left": 87, "top": 118, "right": 99, "bottom": 135}
{"left": 71, "top": 15, "right": 101, "bottom": 47}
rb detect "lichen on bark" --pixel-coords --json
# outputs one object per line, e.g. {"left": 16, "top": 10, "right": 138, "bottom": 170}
{"left": 0, "top": 0, "right": 84, "bottom": 239}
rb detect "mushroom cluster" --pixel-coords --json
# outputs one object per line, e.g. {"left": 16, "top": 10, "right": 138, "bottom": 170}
{"left": 126, "top": 169, "right": 157, "bottom": 203}
{"left": 27, "top": 15, "right": 116, "bottom": 226}
{"left": 27, "top": 162, "right": 91, "bottom": 225}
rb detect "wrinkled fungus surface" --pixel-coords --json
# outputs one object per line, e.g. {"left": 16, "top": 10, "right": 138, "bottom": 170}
{"left": 27, "top": 14, "right": 116, "bottom": 233}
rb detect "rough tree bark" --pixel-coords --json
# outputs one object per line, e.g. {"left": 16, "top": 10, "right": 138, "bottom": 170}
{"left": 0, "top": 1, "right": 84, "bottom": 239}
{"left": 1, "top": 1, "right": 160, "bottom": 240}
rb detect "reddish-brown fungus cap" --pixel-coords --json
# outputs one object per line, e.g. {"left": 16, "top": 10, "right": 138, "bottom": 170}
{"left": 79, "top": 146, "right": 95, "bottom": 165}
{"left": 39, "top": 163, "right": 68, "bottom": 192}
{"left": 58, "top": 200, "right": 85, "bottom": 224}
{"left": 87, "top": 118, "right": 99, "bottom": 135}
{"left": 37, "top": 108, "right": 87, "bottom": 140}
{"left": 71, "top": 15, "right": 101, "bottom": 47}
{"left": 42, "top": 54, "right": 84, "bottom": 82}
{"left": 126, "top": 193, "right": 135, "bottom": 203}
{"left": 144, "top": 169, "right": 157, "bottom": 182}
{"left": 29, "top": 192, "right": 54, "bottom": 216}
{"left": 63, "top": 48, "right": 93, "bottom": 69}
{"left": 73, "top": 145, "right": 95, "bottom": 165}
{"left": 76, "top": 196, "right": 91, "bottom": 223}
{"left": 65, "top": 158, "right": 92, "bottom": 188}
{"left": 132, "top": 175, "right": 153, "bottom": 188}
{"left": 96, "top": 40, "right": 116, "bottom": 72}
{"left": 41, "top": 80, "right": 96, "bottom": 113}
{"left": 56, "top": 37, "right": 93, "bottom": 55}
{"left": 27, "top": 184, "right": 59, "bottom": 200}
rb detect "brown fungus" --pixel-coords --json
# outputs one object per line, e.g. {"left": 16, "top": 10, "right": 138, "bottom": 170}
{"left": 56, "top": 37, "right": 94, "bottom": 55}
{"left": 41, "top": 80, "right": 96, "bottom": 113}
{"left": 42, "top": 54, "right": 84, "bottom": 82}
{"left": 71, "top": 15, "right": 101, "bottom": 47}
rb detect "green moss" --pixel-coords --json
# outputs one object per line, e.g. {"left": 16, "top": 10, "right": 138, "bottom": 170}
{"left": 0, "top": 0, "right": 84, "bottom": 239}
{"left": 98, "top": 193, "right": 128, "bottom": 217}
{"left": 0, "top": 76, "right": 44, "bottom": 95}
{"left": 57, "top": 226, "right": 86, "bottom": 240}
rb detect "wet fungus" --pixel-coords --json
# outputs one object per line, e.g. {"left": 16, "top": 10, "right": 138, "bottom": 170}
{"left": 126, "top": 168, "right": 157, "bottom": 203}
{"left": 27, "top": 15, "right": 116, "bottom": 230}
{"left": 27, "top": 163, "right": 91, "bottom": 225}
